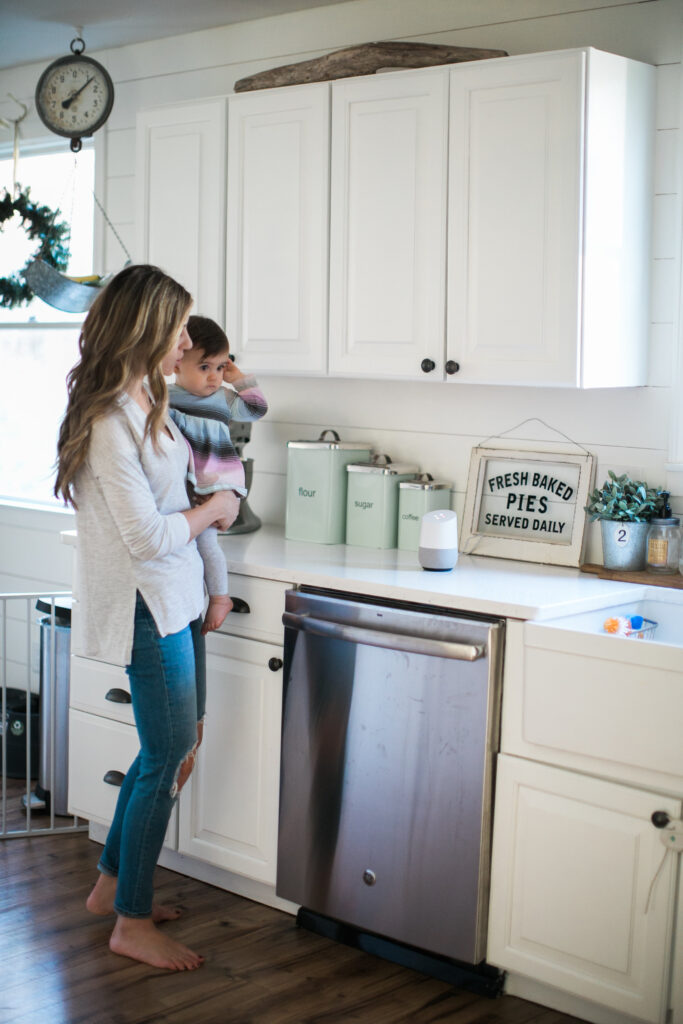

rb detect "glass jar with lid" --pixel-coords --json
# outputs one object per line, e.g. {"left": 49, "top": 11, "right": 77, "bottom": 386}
{"left": 646, "top": 492, "right": 680, "bottom": 574}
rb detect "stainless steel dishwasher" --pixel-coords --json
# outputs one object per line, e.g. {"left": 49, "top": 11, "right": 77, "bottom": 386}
{"left": 277, "top": 587, "right": 505, "bottom": 983}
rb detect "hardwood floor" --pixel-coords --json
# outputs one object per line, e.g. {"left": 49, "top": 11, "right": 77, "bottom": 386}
{"left": 0, "top": 832, "right": 591, "bottom": 1024}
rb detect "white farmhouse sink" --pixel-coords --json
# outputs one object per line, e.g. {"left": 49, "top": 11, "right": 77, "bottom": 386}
{"left": 536, "top": 586, "right": 683, "bottom": 648}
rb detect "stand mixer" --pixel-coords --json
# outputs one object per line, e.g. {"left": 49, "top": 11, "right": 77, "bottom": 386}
{"left": 221, "top": 420, "right": 262, "bottom": 535}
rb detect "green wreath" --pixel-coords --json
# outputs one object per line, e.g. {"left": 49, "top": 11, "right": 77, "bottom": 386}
{"left": 0, "top": 186, "right": 71, "bottom": 309}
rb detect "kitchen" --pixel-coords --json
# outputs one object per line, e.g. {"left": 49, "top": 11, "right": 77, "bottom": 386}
{"left": 0, "top": 0, "right": 682, "bottom": 1022}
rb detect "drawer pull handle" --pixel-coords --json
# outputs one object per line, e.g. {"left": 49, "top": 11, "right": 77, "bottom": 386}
{"left": 105, "top": 687, "right": 132, "bottom": 704}
{"left": 268, "top": 657, "right": 283, "bottom": 672}
{"left": 652, "top": 811, "right": 671, "bottom": 828}
{"left": 103, "top": 770, "right": 125, "bottom": 787}
{"left": 230, "top": 598, "right": 250, "bottom": 614}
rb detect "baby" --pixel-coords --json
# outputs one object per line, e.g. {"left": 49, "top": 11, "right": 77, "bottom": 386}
{"left": 168, "top": 315, "right": 267, "bottom": 632}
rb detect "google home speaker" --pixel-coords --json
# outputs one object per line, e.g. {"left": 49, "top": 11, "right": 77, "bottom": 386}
{"left": 418, "top": 509, "right": 459, "bottom": 571}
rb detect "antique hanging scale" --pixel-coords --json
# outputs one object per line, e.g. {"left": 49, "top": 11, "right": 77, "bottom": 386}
{"left": 34, "top": 37, "right": 114, "bottom": 152}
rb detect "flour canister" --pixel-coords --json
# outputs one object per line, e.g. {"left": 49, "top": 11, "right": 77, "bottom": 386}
{"left": 345, "top": 455, "right": 419, "bottom": 548}
{"left": 285, "top": 430, "right": 372, "bottom": 544}
{"left": 398, "top": 474, "right": 454, "bottom": 551}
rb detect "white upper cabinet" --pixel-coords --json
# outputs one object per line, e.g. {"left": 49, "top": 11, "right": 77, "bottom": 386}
{"left": 137, "top": 99, "right": 227, "bottom": 322}
{"left": 447, "top": 48, "right": 654, "bottom": 387}
{"left": 328, "top": 69, "right": 449, "bottom": 380}
{"left": 226, "top": 84, "right": 329, "bottom": 374}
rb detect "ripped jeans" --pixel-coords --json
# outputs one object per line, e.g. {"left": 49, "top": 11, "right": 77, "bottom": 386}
{"left": 98, "top": 592, "right": 206, "bottom": 918}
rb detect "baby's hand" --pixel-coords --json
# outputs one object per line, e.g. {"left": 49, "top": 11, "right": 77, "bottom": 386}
{"left": 202, "top": 595, "right": 234, "bottom": 635}
{"left": 222, "top": 359, "right": 246, "bottom": 385}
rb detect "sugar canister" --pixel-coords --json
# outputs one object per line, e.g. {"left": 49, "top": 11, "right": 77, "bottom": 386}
{"left": 346, "top": 454, "right": 419, "bottom": 548}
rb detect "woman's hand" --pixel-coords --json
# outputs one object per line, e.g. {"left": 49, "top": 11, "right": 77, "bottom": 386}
{"left": 208, "top": 490, "right": 241, "bottom": 532}
{"left": 201, "top": 594, "right": 234, "bottom": 635}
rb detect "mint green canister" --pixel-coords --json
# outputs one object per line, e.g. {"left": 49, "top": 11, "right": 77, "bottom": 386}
{"left": 346, "top": 455, "right": 419, "bottom": 549}
{"left": 398, "top": 474, "right": 454, "bottom": 551}
{"left": 286, "top": 430, "right": 372, "bottom": 544}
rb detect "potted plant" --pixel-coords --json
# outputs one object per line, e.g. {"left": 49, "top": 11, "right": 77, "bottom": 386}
{"left": 585, "top": 471, "right": 663, "bottom": 570}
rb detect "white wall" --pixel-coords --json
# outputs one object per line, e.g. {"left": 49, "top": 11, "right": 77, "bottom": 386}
{"left": 0, "top": 0, "right": 681, "bottom": 585}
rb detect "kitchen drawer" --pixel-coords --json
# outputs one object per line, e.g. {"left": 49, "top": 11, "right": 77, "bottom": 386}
{"left": 68, "top": 709, "right": 177, "bottom": 843}
{"left": 68, "top": 709, "right": 138, "bottom": 825}
{"left": 217, "top": 574, "right": 292, "bottom": 644}
{"left": 503, "top": 601, "right": 683, "bottom": 791}
{"left": 70, "top": 655, "right": 135, "bottom": 726}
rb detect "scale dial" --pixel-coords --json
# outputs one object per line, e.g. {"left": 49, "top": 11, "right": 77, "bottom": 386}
{"left": 35, "top": 40, "right": 114, "bottom": 152}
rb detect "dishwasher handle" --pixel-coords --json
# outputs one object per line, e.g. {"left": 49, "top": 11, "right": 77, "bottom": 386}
{"left": 282, "top": 611, "right": 487, "bottom": 662}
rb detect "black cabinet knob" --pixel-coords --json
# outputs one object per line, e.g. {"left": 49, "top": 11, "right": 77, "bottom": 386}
{"left": 445, "top": 360, "right": 460, "bottom": 375}
{"left": 420, "top": 358, "right": 436, "bottom": 373}
{"left": 651, "top": 810, "right": 671, "bottom": 828}
{"left": 103, "top": 770, "right": 125, "bottom": 787}
{"left": 230, "top": 597, "right": 250, "bottom": 614}
{"left": 268, "top": 657, "right": 283, "bottom": 672}
{"left": 105, "top": 687, "right": 132, "bottom": 704}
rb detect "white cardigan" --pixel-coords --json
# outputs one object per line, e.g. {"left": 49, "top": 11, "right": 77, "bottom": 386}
{"left": 73, "top": 393, "right": 205, "bottom": 666}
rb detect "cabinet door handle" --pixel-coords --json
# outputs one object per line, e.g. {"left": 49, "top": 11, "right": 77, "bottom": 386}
{"left": 421, "top": 358, "right": 436, "bottom": 373}
{"left": 103, "top": 770, "right": 125, "bottom": 787}
{"left": 268, "top": 657, "right": 283, "bottom": 672}
{"left": 652, "top": 810, "right": 671, "bottom": 828}
{"left": 230, "top": 597, "right": 250, "bottom": 614}
{"left": 105, "top": 687, "right": 132, "bottom": 704}
{"left": 445, "top": 360, "right": 460, "bottom": 375}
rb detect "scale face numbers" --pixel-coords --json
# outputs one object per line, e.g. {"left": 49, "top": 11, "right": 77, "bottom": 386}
{"left": 35, "top": 41, "right": 114, "bottom": 151}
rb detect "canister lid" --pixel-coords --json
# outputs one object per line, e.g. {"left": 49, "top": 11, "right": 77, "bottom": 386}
{"left": 399, "top": 473, "right": 452, "bottom": 491}
{"left": 287, "top": 428, "right": 371, "bottom": 451}
{"left": 346, "top": 454, "right": 419, "bottom": 476}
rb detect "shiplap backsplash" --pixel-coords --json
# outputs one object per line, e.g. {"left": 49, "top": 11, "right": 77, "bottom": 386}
{"left": 0, "top": 0, "right": 681, "bottom": 585}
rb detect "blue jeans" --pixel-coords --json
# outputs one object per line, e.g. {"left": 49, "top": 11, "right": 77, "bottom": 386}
{"left": 98, "top": 593, "right": 206, "bottom": 918}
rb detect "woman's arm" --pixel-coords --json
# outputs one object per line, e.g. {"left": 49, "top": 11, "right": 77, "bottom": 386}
{"left": 182, "top": 491, "right": 240, "bottom": 540}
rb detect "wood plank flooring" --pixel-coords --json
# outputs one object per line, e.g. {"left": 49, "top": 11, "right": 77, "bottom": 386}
{"left": 0, "top": 831, "right": 591, "bottom": 1024}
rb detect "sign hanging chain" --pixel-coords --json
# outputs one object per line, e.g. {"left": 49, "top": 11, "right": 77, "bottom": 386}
{"left": 477, "top": 416, "right": 593, "bottom": 456}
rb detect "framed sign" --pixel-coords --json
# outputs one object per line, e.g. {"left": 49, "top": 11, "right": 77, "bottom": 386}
{"left": 460, "top": 447, "right": 595, "bottom": 566}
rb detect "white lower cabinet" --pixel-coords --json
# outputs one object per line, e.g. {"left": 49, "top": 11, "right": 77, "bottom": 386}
{"left": 177, "top": 630, "right": 283, "bottom": 885}
{"left": 488, "top": 755, "right": 680, "bottom": 1022}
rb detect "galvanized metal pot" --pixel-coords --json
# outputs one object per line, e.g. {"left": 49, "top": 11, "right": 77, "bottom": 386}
{"left": 600, "top": 519, "right": 649, "bottom": 571}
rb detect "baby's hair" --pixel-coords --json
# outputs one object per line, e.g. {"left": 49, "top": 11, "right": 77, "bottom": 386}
{"left": 187, "top": 315, "right": 230, "bottom": 360}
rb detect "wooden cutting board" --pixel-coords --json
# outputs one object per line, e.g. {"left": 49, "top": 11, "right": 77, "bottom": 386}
{"left": 580, "top": 562, "right": 683, "bottom": 589}
{"left": 234, "top": 40, "right": 508, "bottom": 92}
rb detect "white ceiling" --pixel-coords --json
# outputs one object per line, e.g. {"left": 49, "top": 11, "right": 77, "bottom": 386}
{"left": 0, "top": 0, "right": 348, "bottom": 71}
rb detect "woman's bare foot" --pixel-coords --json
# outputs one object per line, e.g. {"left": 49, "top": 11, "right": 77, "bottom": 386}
{"left": 86, "top": 873, "right": 181, "bottom": 922}
{"left": 109, "top": 916, "right": 204, "bottom": 971}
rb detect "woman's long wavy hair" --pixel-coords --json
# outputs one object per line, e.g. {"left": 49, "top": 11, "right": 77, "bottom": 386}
{"left": 54, "top": 264, "right": 192, "bottom": 507}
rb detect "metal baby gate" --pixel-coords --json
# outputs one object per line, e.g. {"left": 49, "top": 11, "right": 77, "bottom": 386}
{"left": 0, "top": 592, "right": 87, "bottom": 838}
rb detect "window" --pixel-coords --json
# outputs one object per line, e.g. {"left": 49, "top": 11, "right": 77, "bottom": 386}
{"left": 0, "top": 142, "right": 95, "bottom": 507}
{"left": 0, "top": 144, "right": 95, "bottom": 324}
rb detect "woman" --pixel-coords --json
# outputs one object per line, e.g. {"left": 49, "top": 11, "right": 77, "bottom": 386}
{"left": 55, "top": 264, "right": 239, "bottom": 971}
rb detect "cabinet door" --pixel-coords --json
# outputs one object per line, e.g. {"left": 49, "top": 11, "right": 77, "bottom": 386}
{"left": 329, "top": 69, "right": 448, "bottom": 380}
{"left": 177, "top": 632, "right": 283, "bottom": 883}
{"left": 136, "top": 99, "right": 227, "bottom": 322}
{"left": 488, "top": 755, "right": 680, "bottom": 1022}
{"left": 226, "top": 84, "right": 329, "bottom": 374}
{"left": 448, "top": 51, "right": 584, "bottom": 386}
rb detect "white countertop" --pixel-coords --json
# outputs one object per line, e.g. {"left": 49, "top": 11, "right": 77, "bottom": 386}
{"left": 216, "top": 525, "right": 648, "bottom": 621}
{"left": 61, "top": 523, "right": 660, "bottom": 619}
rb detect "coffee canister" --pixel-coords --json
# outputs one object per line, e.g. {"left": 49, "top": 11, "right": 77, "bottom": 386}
{"left": 285, "top": 429, "right": 372, "bottom": 544}
{"left": 345, "top": 454, "right": 419, "bottom": 548}
{"left": 398, "top": 474, "right": 454, "bottom": 551}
